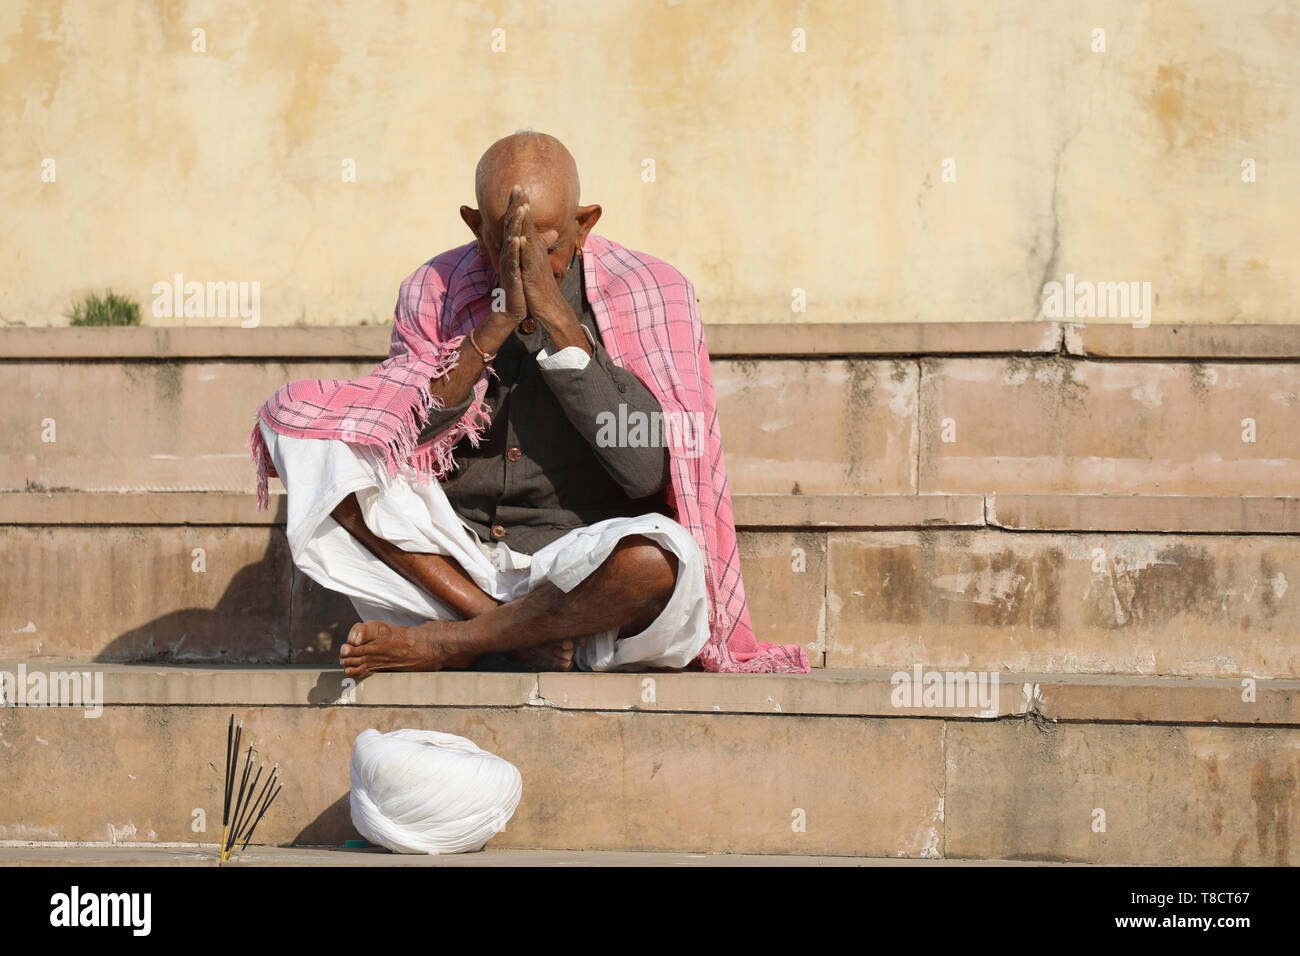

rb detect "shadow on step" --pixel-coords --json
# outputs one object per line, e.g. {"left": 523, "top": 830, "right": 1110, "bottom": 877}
{"left": 96, "top": 497, "right": 361, "bottom": 665}
{"left": 294, "top": 792, "right": 361, "bottom": 846}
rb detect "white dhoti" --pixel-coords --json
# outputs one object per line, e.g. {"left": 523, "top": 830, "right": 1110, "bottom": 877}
{"left": 259, "top": 420, "right": 710, "bottom": 671}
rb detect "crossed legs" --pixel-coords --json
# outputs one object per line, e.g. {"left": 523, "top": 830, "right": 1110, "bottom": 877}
{"left": 328, "top": 493, "right": 678, "bottom": 679}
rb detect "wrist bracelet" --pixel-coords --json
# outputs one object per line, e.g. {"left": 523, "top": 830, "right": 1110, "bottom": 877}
{"left": 468, "top": 327, "right": 497, "bottom": 363}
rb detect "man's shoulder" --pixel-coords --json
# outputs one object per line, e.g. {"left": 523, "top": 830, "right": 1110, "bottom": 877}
{"left": 399, "top": 241, "right": 489, "bottom": 297}
{"left": 588, "top": 236, "right": 694, "bottom": 295}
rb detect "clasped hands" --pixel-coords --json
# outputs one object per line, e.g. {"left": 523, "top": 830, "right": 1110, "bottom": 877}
{"left": 477, "top": 185, "right": 589, "bottom": 356}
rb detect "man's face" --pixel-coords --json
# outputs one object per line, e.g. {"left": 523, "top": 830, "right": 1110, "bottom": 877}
{"left": 478, "top": 176, "right": 579, "bottom": 285}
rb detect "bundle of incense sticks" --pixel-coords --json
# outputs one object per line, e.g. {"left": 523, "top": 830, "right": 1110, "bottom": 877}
{"left": 220, "top": 715, "right": 282, "bottom": 862}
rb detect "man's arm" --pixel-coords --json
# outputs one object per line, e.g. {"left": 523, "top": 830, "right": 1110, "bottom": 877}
{"left": 537, "top": 338, "right": 671, "bottom": 499}
{"left": 510, "top": 196, "right": 669, "bottom": 497}
{"left": 419, "top": 186, "right": 535, "bottom": 435}
{"left": 415, "top": 392, "right": 475, "bottom": 444}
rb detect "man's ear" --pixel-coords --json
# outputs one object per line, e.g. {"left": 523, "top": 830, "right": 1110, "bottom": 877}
{"left": 460, "top": 206, "right": 487, "bottom": 256}
{"left": 574, "top": 204, "right": 602, "bottom": 248}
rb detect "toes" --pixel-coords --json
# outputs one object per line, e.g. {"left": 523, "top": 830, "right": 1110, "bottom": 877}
{"left": 347, "top": 621, "right": 388, "bottom": 648}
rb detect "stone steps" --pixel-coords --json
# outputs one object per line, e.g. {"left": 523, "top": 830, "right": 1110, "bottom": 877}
{"left": 0, "top": 666, "right": 1294, "bottom": 865}
{"left": 0, "top": 845, "right": 1085, "bottom": 867}
{"left": 4, "top": 324, "right": 1299, "bottom": 865}
{"left": 5, "top": 322, "right": 1298, "bottom": 671}
{"left": 3, "top": 491, "right": 1298, "bottom": 676}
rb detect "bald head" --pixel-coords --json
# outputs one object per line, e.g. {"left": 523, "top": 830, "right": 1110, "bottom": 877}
{"left": 460, "top": 131, "right": 601, "bottom": 284}
{"left": 475, "top": 131, "right": 580, "bottom": 225}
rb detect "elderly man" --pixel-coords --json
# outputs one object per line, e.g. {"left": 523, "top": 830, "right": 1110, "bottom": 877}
{"left": 249, "top": 132, "right": 806, "bottom": 678}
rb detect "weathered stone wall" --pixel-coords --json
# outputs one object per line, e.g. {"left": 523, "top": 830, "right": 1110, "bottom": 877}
{"left": 3, "top": 1, "right": 1297, "bottom": 326}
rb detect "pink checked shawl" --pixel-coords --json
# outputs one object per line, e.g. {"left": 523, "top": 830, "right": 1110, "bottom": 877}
{"left": 248, "top": 235, "right": 808, "bottom": 674}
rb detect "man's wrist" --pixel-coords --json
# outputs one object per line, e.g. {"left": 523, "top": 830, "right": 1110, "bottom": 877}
{"left": 475, "top": 312, "right": 517, "bottom": 351}
{"left": 535, "top": 301, "right": 590, "bottom": 353}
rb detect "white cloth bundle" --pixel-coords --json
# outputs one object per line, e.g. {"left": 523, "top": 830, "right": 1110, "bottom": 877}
{"left": 349, "top": 728, "right": 522, "bottom": 854}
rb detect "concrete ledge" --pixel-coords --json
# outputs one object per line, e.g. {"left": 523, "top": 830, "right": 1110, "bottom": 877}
{"left": 6, "top": 491, "right": 1300, "bottom": 534}
{"left": 0, "top": 845, "right": 1065, "bottom": 866}
{"left": 1066, "top": 323, "right": 1300, "bottom": 359}
{"left": 0, "top": 326, "right": 392, "bottom": 359}
{"left": 989, "top": 494, "right": 1300, "bottom": 534}
{"left": 0, "top": 663, "right": 535, "bottom": 708}
{"left": 538, "top": 671, "right": 1300, "bottom": 725}
{"left": 733, "top": 494, "right": 985, "bottom": 527}
{"left": 706, "top": 322, "right": 1062, "bottom": 356}
{"left": 7, "top": 499, "right": 1298, "bottom": 673}
{"left": 0, "top": 491, "right": 283, "bottom": 525}
{"left": 0, "top": 704, "right": 945, "bottom": 855}
{"left": 518, "top": 671, "right": 1300, "bottom": 725}
{"left": 8, "top": 342, "right": 1299, "bottom": 497}
{"left": 1, "top": 677, "right": 1294, "bottom": 862}
{"left": 4, "top": 663, "right": 1295, "bottom": 726}
{"left": 11, "top": 322, "right": 1300, "bottom": 360}
{"left": 3, "top": 322, "right": 1063, "bottom": 360}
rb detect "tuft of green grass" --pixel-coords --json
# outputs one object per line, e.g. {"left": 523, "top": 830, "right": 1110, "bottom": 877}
{"left": 67, "top": 290, "right": 141, "bottom": 326}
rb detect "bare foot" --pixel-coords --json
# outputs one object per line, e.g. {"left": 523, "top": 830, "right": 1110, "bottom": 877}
{"left": 339, "top": 620, "right": 474, "bottom": 679}
{"left": 506, "top": 637, "right": 586, "bottom": 672}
